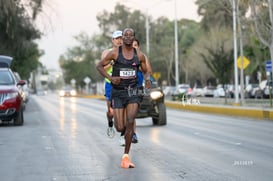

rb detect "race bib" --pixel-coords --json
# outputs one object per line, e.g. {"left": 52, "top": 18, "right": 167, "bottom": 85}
{"left": 120, "top": 68, "right": 136, "bottom": 77}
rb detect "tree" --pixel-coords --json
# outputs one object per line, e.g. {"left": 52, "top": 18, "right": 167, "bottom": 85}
{"left": 59, "top": 32, "right": 98, "bottom": 89}
{"left": 196, "top": 0, "right": 234, "bottom": 30}
{"left": 191, "top": 27, "right": 234, "bottom": 87}
{"left": 149, "top": 17, "right": 174, "bottom": 85}
{"left": 250, "top": 0, "right": 273, "bottom": 81}
{"left": 96, "top": 3, "right": 146, "bottom": 42}
{"left": 150, "top": 18, "right": 202, "bottom": 86}
{"left": 177, "top": 19, "right": 203, "bottom": 85}
{"left": 0, "top": 0, "right": 44, "bottom": 79}
{"left": 92, "top": 3, "right": 202, "bottom": 87}
{"left": 60, "top": 4, "right": 148, "bottom": 88}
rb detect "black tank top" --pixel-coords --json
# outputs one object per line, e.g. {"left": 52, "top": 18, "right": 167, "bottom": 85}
{"left": 112, "top": 46, "right": 140, "bottom": 89}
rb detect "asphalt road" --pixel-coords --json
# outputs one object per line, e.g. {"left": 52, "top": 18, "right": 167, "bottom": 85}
{"left": 1, "top": 93, "right": 273, "bottom": 181}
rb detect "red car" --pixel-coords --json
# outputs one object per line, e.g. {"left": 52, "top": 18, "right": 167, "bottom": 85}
{"left": 0, "top": 55, "right": 25, "bottom": 125}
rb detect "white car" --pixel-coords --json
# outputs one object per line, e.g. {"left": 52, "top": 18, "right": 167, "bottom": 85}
{"left": 262, "top": 80, "right": 273, "bottom": 98}
{"left": 59, "top": 87, "right": 77, "bottom": 97}
{"left": 177, "top": 84, "right": 192, "bottom": 96}
{"left": 203, "top": 86, "right": 216, "bottom": 97}
{"left": 214, "top": 85, "right": 225, "bottom": 97}
{"left": 192, "top": 85, "right": 204, "bottom": 97}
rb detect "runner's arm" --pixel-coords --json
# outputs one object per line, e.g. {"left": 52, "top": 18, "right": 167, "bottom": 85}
{"left": 101, "top": 49, "right": 112, "bottom": 71}
{"left": 97, "top": 51, "right": 114, "bottom": 80}
{"left": 97, "top": 50, "right": 120, "bottom": 84}
{"left": 139, "top": 52, "right": 151, "bottom": 88}
{"left": 144, "top": 55, "right": 153, "bottom": 75}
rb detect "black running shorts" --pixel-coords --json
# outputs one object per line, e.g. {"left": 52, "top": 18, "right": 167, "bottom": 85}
{"left": 111, "top": 88, "right": 141, "bottom": 109}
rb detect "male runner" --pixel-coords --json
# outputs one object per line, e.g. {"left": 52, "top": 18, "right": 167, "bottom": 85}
{"left": 96, "top": 28, "right": 151, "bottom": 168}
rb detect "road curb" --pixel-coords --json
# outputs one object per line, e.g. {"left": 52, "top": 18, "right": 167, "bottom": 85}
{"left": 165, "top": 101, "right": 273, "bottom": 120}
{"left": 78, "top": 95, "right": 105, "bottom": 99}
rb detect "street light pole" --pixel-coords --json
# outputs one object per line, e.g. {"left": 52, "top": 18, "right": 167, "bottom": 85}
{"left": 232, "top": 0, "right": 239, "bottom": 104}
{"left": 145, "top": 10, "right": 150, "bottom": 55}
{"left": 174, "top": 0, "right": 179, "bottom": 88}
{"left": 237, "top": 1, "right": 245, "bottom": 105}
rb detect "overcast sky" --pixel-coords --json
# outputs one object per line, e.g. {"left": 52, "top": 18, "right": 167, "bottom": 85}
{"left": 35, "top": 0, "right": 200, "bottom": 70}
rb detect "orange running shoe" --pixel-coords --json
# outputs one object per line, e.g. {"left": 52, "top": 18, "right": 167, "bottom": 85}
{"left": 121, "top": 154, "right": 135, "bottom": 168}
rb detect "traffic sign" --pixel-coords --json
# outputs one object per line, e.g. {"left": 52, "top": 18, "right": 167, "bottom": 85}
{"left": 70, "top": 79, "right": 76, "bottom": 85}
{"left": 84, "top": 76, "right": 91, "bottom": 84}
{"left": 266, "top": 60, "right": 272, "bottom": 72}
{"left": 237, "top": 56, "right": 250, "bottom": 69}
{"left": 153, "top": 72, "right": 161, "bottom": 80}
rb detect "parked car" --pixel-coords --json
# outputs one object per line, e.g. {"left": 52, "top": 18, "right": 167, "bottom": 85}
{"left": 13, "top": 72, "right": 29, "bottom": 108}
{"left": 59, "top": 87, "right": 77, "bottom": 97}
{"left": 253, "top": 80, "right": 268, "bottom": 99}
{"left": 263, "top": 80, "right": 273, "bottom": 98}
{"left": 0, "top": 55, "right": 25, "bottom": 125}
{"left": 22, "top": 81, "right": 30, "bottom": 103}
{"left": 163, "top": 86, "right": 176, "bottom": 96}
{"left": 245, "top": 83, "right": 259, "bottom": 98}
{"left": 214, "top": 84, "right": 225, "bottom": 97}
{"left": 36, "top": 88, "right": 47, "bottom": 96}
{"left": 136, "top": 78, "right": 167, "bottom": 125}
{"left": 171, "top": 84, "right": 192, "bottom": 101}
{"left": 177, "top": 84, "right": 192, "bottom": 96}
{"left": 203, "top": 86, "right": 216, "bottom": 97}
{"left": 225, "top": 84, "right": 246, "bottom": 98}
{"left": 192, "top": 85, "right": 204, "bottom": 97}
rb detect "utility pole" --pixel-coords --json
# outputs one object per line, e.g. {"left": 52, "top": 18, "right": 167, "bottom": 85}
{"left": 145, "top": 10, "right": 150, "bottom": 55}
{"left": 237, "top": 1, "right": 245, "bottom": 105}
{"left": 232, "top": 0, "right": 239, "bottom": 105}
{"left": 174, "top": 0, "right": 179, "bottom": 88}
